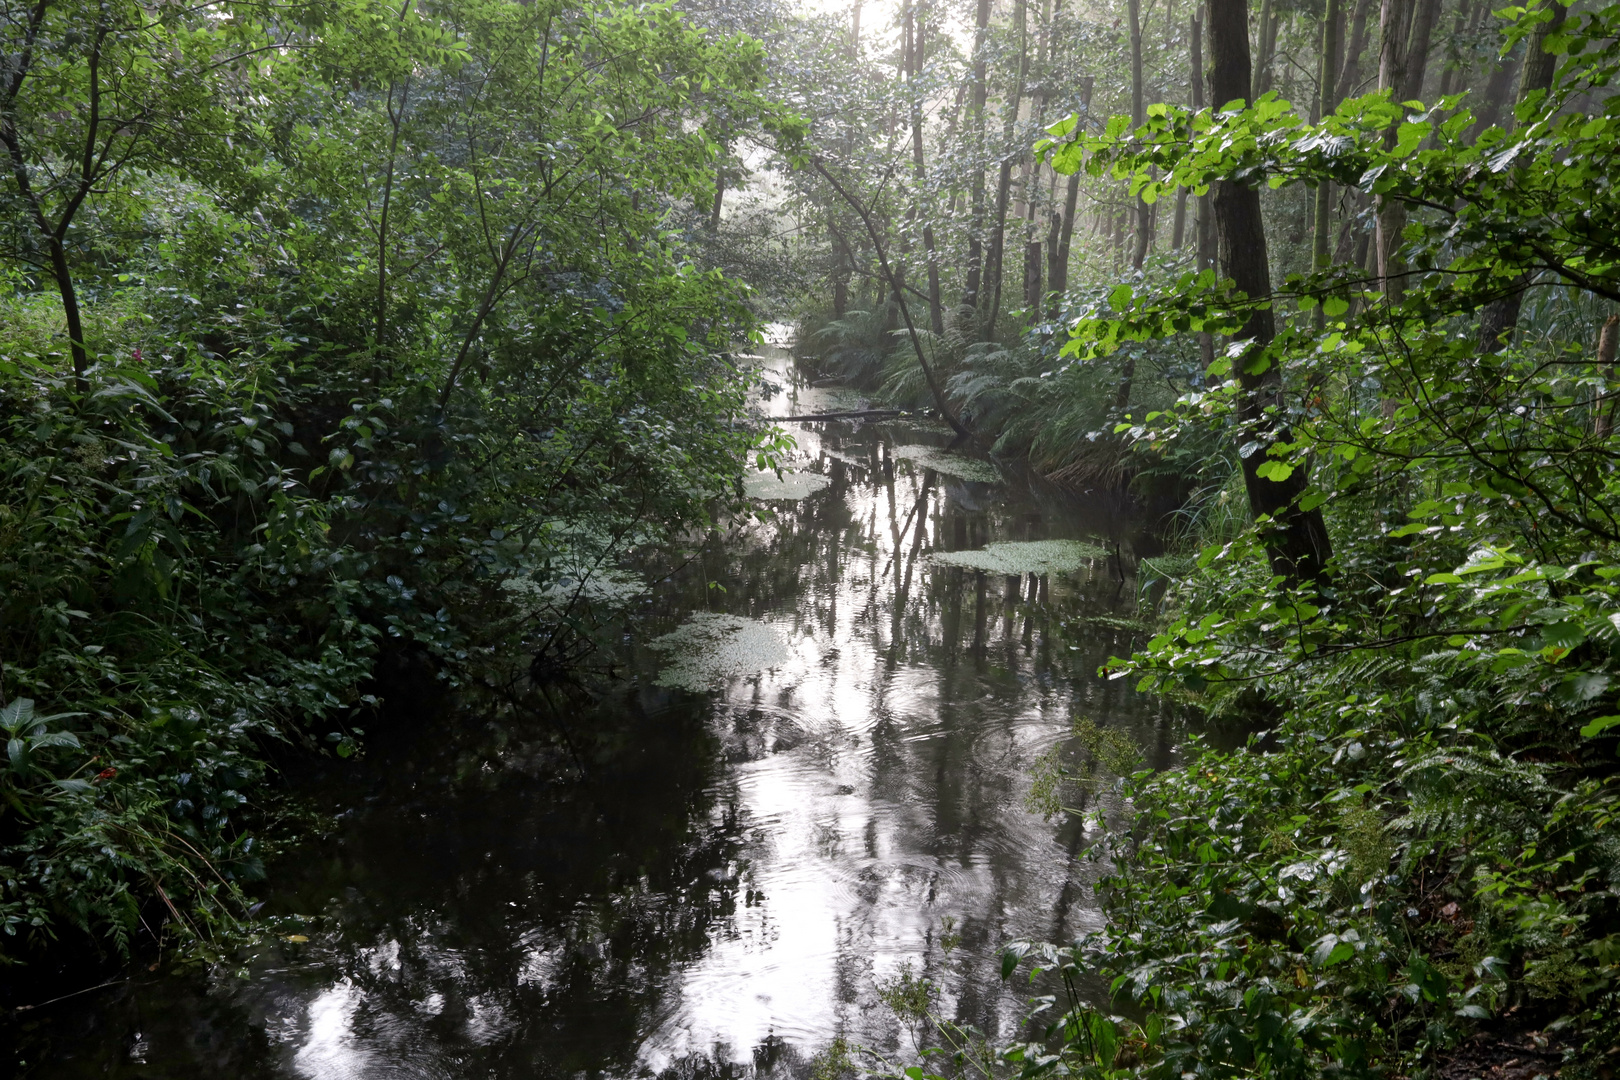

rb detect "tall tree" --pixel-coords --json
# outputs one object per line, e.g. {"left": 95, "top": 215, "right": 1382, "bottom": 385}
{"left": 1047, "top": 77, "right": 1094, "bottom": 316}
{"left": 1334, "top": 0, "right": 1378, "bottom": 101}
{"left": 907, "top": 0, "right": 945, "bottom": 334}
{"left": 961, "top": 0, "right": 993, "bottom": 314}
{"left": 1476, "top": 0, "right": 1567, "bottom": 350}
{"left": 1312, "top": 0, "right": 1345, "bottom": 292}
{"left": 984, "top": 0, "right": 1031, "bottom": 338}
{"left": 1129, "top": 0, "right": 1153, "bottom": 269}
{"left": 1207, "top": 0, "right": 1335, "bottom": 583}
{"left": 1372, "top": 0, "right": 1438, "bottom": 303}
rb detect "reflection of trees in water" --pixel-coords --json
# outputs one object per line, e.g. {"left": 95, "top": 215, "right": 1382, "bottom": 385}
{"left": 28, "top": 422, "right": 1159, "bottom": 1079}
{"left": 273, "top": 693, "right": 753, "bottom": 1077}
{"left": 657, "top": 424, "right": 1156, "bottom": 1052}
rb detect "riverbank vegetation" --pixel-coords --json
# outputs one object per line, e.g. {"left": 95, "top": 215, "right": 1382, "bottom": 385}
{"left": 0, "top": 0, "right": 801, "bottom": 973}
{"left": 769, "top": 0, "right": 1620, "bottom": 1075}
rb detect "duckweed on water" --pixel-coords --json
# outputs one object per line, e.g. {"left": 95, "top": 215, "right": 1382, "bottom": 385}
{"left": 648, "top": 612, "right": 792, "bottom": 691}
{"left": 743, "top": 470, "right": 833, "bottom": 501}
{"left": 929, "top": 539, "right": 1107, "bottom": 575}
{"left": 502, "top": 568, "right": 649, "bottom": 615}
{"left": 891, "top": 444, "right": 1001, "bottom": 483}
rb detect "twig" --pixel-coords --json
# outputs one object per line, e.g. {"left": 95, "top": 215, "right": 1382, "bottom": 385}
{"left": 12, "top": 977, "right": 125, "bottom": 1012}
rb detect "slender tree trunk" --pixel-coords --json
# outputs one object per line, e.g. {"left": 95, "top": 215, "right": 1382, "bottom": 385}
{"left": 1024, "top": 239, "right": 1044, "bottom": 307}
{"left": 709, "top": 149, "right": 726, "bottom": 231}
{"left": 0, "top": 23, "right": 106, "bottom": 387}
{"left": 1334, "top": 0, "right": 1377, "bottom": 101}
{"left": 984, "top": 0, "right": 1029, "bottom": 339}
{"left": 1373, "top": 0, "right": 1411, "bottom": 302}
{"left": 1312, "top": 0, "right": 1343, "bottom": 291}
{"left": 1476, "top": 1, "right": 1565, "bottom": 351}
{"left": 1596, "top": 315, "right": 1620, "bottom": 437}
{"left": 1469, "top": 37, "right": 1523, "bottom": 137}
{"left": 1435, "top": 0, "right": 1473, "bottom": 99}
{"left": 1402, "top": 0, "right": 1441, "bottom": 103}
{"left": 1208, "top": 0, "right": 1334, "bottom": 584}
{"left": 46, "top": 236, "right": 88, "bottom": 385}
{"left": 376, "top": 75, "right": 411, "bottom": 347}
{"left": 1250, "top": 8, "right": 1276, "bottom": 97}
{"left": 1252, "top": 0, "right": 1274, "bottom": 100}
{"left": 907, "top": 1, "right": 946, "bottom": 334}
{"left": 1373, "top": 0, "right": 1441, "bottom": 303}
{"left": 1129, "top": 0, "right": 1152, "bottom": 269}
{"left": 962, "top": 0, "right": 992, "bottom": 314}
{"left": 1516, "top": 0, "right": 1565, "bottom": 107}
{"left": 1190, "top": 12, "right": 1217, "bottom": 370}
{"left": 1047, "top": 78, "right": 1093, "bottom": 316}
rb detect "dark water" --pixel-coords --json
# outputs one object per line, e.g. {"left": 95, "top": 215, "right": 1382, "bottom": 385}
{"left": 11, "top": 330, "right": 1167, "bottom": 1078}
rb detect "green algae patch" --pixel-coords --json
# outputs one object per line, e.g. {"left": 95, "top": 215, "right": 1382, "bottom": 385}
{"left": 502, "top": 568, "right": 648, "bottom": 615}
{"left": 930, "top": 539, "right": 1108, "bottom": 575}
{"left": 891, "top": 444, "right": 1001, "bottom": 483}
{"left": 744, "top": 469, "right": 833, "bottom": 501}
{"left": 649, "top": 612, "right": 792, "bottom": 691}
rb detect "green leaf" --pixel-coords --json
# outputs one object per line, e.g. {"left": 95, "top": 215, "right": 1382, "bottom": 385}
{"left": 1579, "top": 715, "right": 1620, "bottom": 738}
{"left": 1255, "top": 460, "right": 1295, "bottom": 482}
{"left": 1313, "top": 934, "right": 1355, "bottom": 967}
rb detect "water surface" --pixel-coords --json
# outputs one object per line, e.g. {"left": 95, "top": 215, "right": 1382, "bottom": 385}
{"left": 14, "top": 331, "right": 1165, "bottom": 1078}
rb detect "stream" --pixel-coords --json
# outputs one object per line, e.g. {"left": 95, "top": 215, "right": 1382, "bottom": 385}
{"left": 17, "top": 329, "right": 1169, "bottom": 1078}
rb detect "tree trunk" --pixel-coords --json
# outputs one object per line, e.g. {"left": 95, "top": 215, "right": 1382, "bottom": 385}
{"left": 1374, "top": 0, "right": 1441, "bottom": 303}
{"left": 1469, "top": 39, "right": 1523, "bottom": 138}
{"left": 1435, "top": 0, "right": 1474, "bottom": 99}
{"left": 1334, "top": 0, "right": 1377, "bottom": 102}
{"left": 1047, "top": 77, "right": 1093, "bottom": 316}
{"left": 1517, "top": 0, "right": 1566, "bottom": 109}
{"left": 1596, "top": 315, "right": 1620, "bottom": 437}
{"left": 1312, "top": 0, "right": 1343, "bottom": 289}
{"left": 1252, "top": 0, "right": 1274, "bottom": 101}
{"left": 1208, "top": 0, "right": 1334, "bottom": 584}
{"left": 376, "top": 76, "right": 411, "bottom": 347}
{"left": 1129, "top": 0, "right": 1152, "bottom": 269}
{"left": 906, "top": 0, "right": 945, "bottom": 334}
{"left": 1373, "top": 0, "right": 1411, "bottom": 303}
{"left": 1476, "top": 1, "right": 1566, "bottom": 351}
{"left": 1190, "top": 12, "right": 1216, "bottom": 370}
{"left": 984, "top": 0, "right": 1029, "bottom": 338}
{"left": 46, "top": 235, "right": 89, "bottom": 385}
{"left": 962, "top": 0, "right": 993, "bottom": 315}
{"left": 1256, "top": 10, "right": 1285, "bottom": 99}
{"left": 1023, "top": 240, "right": 1044, "bottom": 308}
{"left": 1401, "top": 0, "right": 1441, "bottom": 103}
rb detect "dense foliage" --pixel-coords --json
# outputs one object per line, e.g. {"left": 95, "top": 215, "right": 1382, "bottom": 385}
{"left": 0, "top": 0, "right": 800, "bottom": 969}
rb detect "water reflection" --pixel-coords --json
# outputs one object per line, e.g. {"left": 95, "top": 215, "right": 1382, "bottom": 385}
{"left": 16, "top": 333, "right": 1162, "bottom": 1078}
